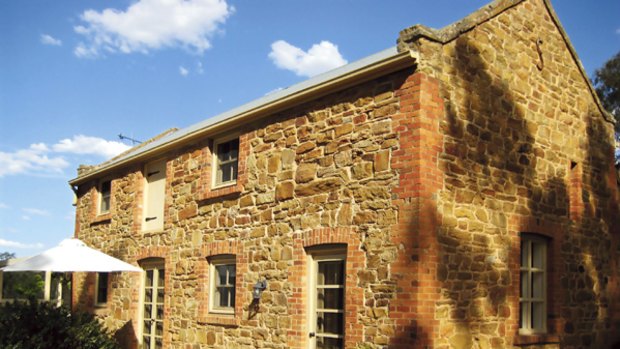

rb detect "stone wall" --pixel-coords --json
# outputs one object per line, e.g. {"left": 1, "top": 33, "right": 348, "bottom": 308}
{"left": 74, "top": 68, "right": 419, "bottom": 349}
{"left": 72, "top": 0, "right": 619, "bottom": 348}
{"left": 399, "top": 0, "right": 620, "bottom": 348}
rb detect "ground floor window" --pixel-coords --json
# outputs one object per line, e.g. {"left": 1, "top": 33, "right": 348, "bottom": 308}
{"left": 520, "top": 234, "right": 547, "bottom": 334}
{"left": 95, "top": 272, "right": 108, "bottom": 305}
{"left": 209, "top": 255, "right": 236, "bottom": 314}
{"left": 141, "top": 260, "right": 165, "bottom": 349}
{"left": 308, "top": 248, "right": 346, "bottom": 349}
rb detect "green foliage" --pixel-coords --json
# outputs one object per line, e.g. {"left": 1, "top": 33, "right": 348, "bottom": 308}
{"left": 0, "top": 299, "right": 120, "bottom": 349}
{"left": 2, "top": 272, "right": 45, "bottom": 300}
{"left": 0, "top": 252, "right": 15, "bottom": 261}
{"left": 593, "top": 51, "right": 620, "bottom": 132}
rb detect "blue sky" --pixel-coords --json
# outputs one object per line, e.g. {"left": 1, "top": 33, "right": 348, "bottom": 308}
{"left": 1, "top": 0, "right": 619, "bottom": 257}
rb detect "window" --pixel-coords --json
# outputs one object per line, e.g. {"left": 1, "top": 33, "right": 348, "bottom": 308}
{"left": 213, "top": 137, "right": 239, "bottom": 188}
{"left": 98, "top": 180, "right": 111, "bottom": 214}
{"left": 143, "top": 160, "right": 167, "bottom": 231}
{"left": 141, "top": 260, "right": 165, "bottom": 349}
{"left": 308, "top": 249, "right": 346, "bottom": 349}
{"left": 209, "top": 255, "right": 236, "bottom": 314}
{"left": 95, "top": 272, "right": 109, "bottom": 305}
{"left": 520, "top": 235, "right": 547, "bottom": 334}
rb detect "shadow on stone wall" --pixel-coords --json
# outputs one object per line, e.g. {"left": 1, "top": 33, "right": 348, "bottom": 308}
{"left": 392, "top": 32, "right": 618, "bottom": 348}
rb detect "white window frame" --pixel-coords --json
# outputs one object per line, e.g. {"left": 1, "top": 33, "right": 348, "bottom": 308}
{"left": 211, "top": 135, "right": 240, "bottom": 189}
{"left": 98, "top": 179, "right": 112, "bottom": 215}
{"left": 208, "top": 255, "right": 236, "bottom": 315}
{"left": 95, "top": 272, "right": 109, "bottom": 306}
{"left": 307, "top": 247, "right": 346, "bottom": 349}
{"left": 140, "top": 259, "right": 165, "bottom": 349}
{"left": 519, "top": 234, "right": 547, "bottom": 334}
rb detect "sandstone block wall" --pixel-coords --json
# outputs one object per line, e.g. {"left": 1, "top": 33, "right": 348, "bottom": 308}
{"left": 72, "top": 0, "right": 619, "bottom": 348}
{"left": 398, "top": 0, "right": 620, "bottom": 348}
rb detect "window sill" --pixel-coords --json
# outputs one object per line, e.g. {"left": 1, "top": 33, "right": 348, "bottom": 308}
{"left": 198, "top": 314, "right": 239, "bottom": 327}
{"left": 91, "top": 213, "right": 112, "bottom": 224}
{"left": 514, "top": 334, "right": 560, "bottom": 346}
{"left": 199, "top": 183, "right": 242, "bottom": 201}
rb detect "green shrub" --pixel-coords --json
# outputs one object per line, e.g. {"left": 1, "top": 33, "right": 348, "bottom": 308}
{"left": 0, "top": 299, "right": 120, "bottom": 349}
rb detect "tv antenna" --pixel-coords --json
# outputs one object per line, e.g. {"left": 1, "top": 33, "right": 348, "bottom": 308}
{"left": 118, "top": 134, "right": 142, "bottom": 145}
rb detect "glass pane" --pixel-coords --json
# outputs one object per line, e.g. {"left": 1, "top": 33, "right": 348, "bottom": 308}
{"left": 144, "top": 305, "right": 152, "bottom": 317}
{"left": 318, "top": 261, "right": 344, "bottom": 285}
{"left": 220, "top": 163, "right": 236, "bottom": 183}
{"left": 532, "top": 302, "right": 545, "bottom": 330}
{"left": 520, "top": 271, "right": 528, "bottom": 298}
{"left": 101, "top": 181, "right": 111, "bottom": 193}
{"left": 155, "top": 337, "right": 162, "bottom": 349}
{"left": 217, "top": 287, "right": 230, "bottom": 307}
{"left": 146, "top": 271, "right": 153, "bottom": 287}
{"left": 317, "top": 312, "right": 343, "bottom": 335}
{"left": 532, "top": 272, "right": 544, "bottom": 298}
{"left": 143, "top": 336, "right": 151, "bottom": 349}
{"left": 316, "top": 336, "right": 343, "bottom": 349}
{"left": 317, "top": 288, "right": 344, "bottom": 310}
{"left": 520, "top": 241, "right": 528, "bottom": 267}
{"left": 228, "top": 265, "right": 236, "bottom": 283}
{"left": 156, "top": 321, "right": 163, "bottom": 336}
{"left": 519, "top": 302, "right": 528, "bottom": 329}
{"left": 216, "top": 265, "right": 227, "bottom": 285}
{"left": 145, "top": 289, "right": 153, "bottom": 303}
{"left": 532, "top": 242, "right": 544, "bottom": 269}
{"left": 156, "top": 305, "right": 164, "bottom": 320}
{"left": 101, "top": 197, "right": 110, "bottom": 212}
{"left": 157, "top": 288, "right": 164, "bottom": 303}
{"left": 219, "top": 142, "right": 230, "bottom": 160}
{"left": 158, "top": 269, "right": 165, "bottom": 287}
{"left": 144, "top": 320, "right": 151, "bottom": 331}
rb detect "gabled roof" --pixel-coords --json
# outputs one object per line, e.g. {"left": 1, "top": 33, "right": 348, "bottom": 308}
{"left": 70, "top": 0, "right": 615, "bottom": 186}
{"left": 70, "top": 47, "right": 417, "bottom": 186}
{"left": 397, "top": 0, "right": 615, "bottom": 127}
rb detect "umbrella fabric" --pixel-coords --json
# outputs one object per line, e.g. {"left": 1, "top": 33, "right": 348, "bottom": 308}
{"left": 2, "top": 238, "right": 142, "bottom": 272}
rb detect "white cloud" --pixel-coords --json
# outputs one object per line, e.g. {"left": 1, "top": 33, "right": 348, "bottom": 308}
{"left": 74, "top": 0, "right": 233, "bottom": 58}
{"left": 0, "top": 238, "right": 44, "bottom": 249}
{"left": 0, "top": 203, "right": 9, "bottom": 209}
{"left": 0, "top": 144, "right": 70, "bottom": 177}
{"left": 40, "top": 34, "right": 62, "bottom": 46}
{"left": 22, "top": 208, "right": 51, "bottom": 217}
{"left": 196, "top": 61, "right": 204, "bottom": 74}
{"left": 0, "top": 135, "right": 131, "bottom": 177}
{"left": 268, "top": 40, "right": 347, "bottom": 78}
{"left": 52, "top": 135, "right": 131, "bottom": 158}
{"left": 179, "top": 66, "right": 189, "bottom": 76}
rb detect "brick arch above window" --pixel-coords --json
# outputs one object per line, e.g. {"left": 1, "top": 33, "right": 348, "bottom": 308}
{"left": 287, "top": 227, "right": 364, "bottom": 349}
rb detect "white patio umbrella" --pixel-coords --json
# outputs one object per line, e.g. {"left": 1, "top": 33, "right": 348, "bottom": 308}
{"left": 2, "top": 238, "right": 142, "bottom": 272}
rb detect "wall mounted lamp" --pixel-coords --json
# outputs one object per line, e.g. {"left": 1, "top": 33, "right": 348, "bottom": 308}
{"left": 252, "top": 280, "right": 267, "bottom": 300}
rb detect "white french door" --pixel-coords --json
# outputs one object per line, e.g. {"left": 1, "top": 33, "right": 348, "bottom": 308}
{"left": 308, "top": 252, "right": 346, "bottom": 349}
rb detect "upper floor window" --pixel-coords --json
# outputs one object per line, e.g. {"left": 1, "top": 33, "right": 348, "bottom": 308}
{"left": 520, "top": 234, "right": 547, "bottom": 334}
{"left": 212, "top": 137, "right": 239, "bottom": 188}
{"left": 208, "top": 255, "right": 236, "bottom": 314}
{"left": 98, "top": 180, "right": 111, "bottom": 214}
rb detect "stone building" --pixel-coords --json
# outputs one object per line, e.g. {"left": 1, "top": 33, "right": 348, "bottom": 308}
{"left": 69, "top": 0, "right": 620, "bottom": 348}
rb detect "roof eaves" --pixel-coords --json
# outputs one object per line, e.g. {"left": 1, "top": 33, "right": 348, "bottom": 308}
{"left": 69, "top": 47, "right": 417, "bottom": 186}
